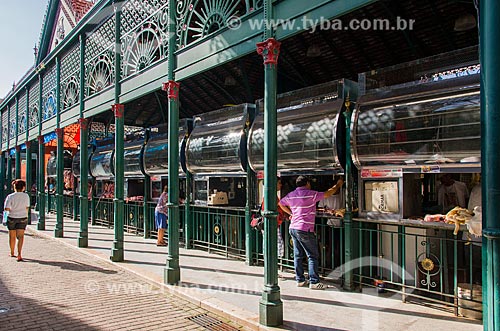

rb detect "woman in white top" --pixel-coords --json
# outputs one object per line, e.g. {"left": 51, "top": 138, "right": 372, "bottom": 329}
{"left": 4, "top": 179, "right": 30, "bottom": 261}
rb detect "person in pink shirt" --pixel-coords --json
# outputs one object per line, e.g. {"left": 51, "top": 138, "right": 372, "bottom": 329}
{"left": 279, "top": 175, "right": 343, "bottom": 289}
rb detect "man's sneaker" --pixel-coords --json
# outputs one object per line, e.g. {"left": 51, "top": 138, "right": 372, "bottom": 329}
{"left": 309, "top": 282, "right": 326, "bottom": 290}
{"left": 297, "top": 280, "right": 309, "bottom": 287}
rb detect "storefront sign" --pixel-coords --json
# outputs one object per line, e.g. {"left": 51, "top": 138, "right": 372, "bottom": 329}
{"left": 421, "top": 165, "right": 441, "bottom": 173}
{"left": 361, "top": 168, "right": 402, "bottom": 178}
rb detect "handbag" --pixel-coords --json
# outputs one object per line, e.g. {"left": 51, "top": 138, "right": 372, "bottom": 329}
{"left": 251, "top": 214, "right": 264, "bottom": 231}
{"left": 251, "top": 202, "right": 265, "bottom": 231}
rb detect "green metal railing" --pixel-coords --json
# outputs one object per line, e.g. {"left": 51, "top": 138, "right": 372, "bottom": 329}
{"left": 254, "top": 216, "right": 344, "bottom": 277}
{"left": 94, "top": 198, "right": 114, "bottom": 228}
{"left": 353, "top": 219, "right": 482, "bottom": 316}
{"left": 124, "top": 200, "right": 144, "bottom": 235}
{"left": 62, "top": 194, "right": 73, "bottom": 217}
{"left": 47, "top": 193, "right": 56, "bottom": 213}
{"left": 191, "top": 205, "right": 246, "bottom": 258}
{"left": 145, "top": 202, "right": 186, "bottom": 244}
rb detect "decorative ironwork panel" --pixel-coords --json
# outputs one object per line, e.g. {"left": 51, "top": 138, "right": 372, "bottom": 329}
{"left": 42, "top": 65, "right": 57, "bottom": 121}
{"left": 84, "top": 15, "right": 115, "bottom": 97}
{"left": 18, "top": 93, "right": 27, "bottom": 134}
{"left": 61, "top": 43, "right": 80, "bottom": 111}
{"left": 2, "top": 111, "right": 8, "bottom": 144}
{"left": 176, "top": 0, "right": 252, "bottom": 48}
{"left": 9, "top": 102, "right": 16, "bottom": 139}
{"left": 120, "top": 0, "right": 169, "bottom": 78}
{"left": 28, "top": 80, "right": 40, "bottom": 129}
{"left": 89, "top": 122, "right": 107, "bottom": 141}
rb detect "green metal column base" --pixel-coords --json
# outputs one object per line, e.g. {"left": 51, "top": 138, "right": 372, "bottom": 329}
{"left": 78, "top": 235, "right": 88, "bottom": 248}
{"left": 259, "top": 287, "right": 283, "bottom": 326}
{"left": 79, "top": 196, "right": 89, "bottom": 248}
{"left": 37, "top": 219, "right": 45, "bottom": 230}
{"left": 54, "top": 228, "right": 64, "bottom": 238}
{"left": 164, "top": 257, "right": 180, "bottom": 285}
{"left": 343, "top": 212, "right": 354, "bottom": 291}
{"left": 110, "top": 246, "right": 124, "bottom": 262}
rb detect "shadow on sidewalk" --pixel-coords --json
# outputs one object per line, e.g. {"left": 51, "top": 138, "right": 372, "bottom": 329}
{"left": 22, "top": 258, "right": 118, "bottom": 274}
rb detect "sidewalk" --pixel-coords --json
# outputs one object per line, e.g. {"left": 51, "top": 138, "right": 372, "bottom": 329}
{"left": 31, "top": 215, "right": 482, "bottom": 331}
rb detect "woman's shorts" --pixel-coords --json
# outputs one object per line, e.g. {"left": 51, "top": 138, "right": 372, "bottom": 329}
{"left": 155, "top": 211, "right": 168, "bottom": 229}
{"left": 7, "top": 217, "right": 28, "bottom": 231}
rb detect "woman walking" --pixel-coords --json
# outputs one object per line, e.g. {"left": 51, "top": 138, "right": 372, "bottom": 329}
{"left": 155, "top": 185, "right": 168, "bottom": 246}
{"left": 4, "top": 179, "right": 30, "bottom": 261}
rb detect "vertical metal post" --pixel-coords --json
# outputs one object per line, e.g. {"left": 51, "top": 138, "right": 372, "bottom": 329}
{"left": 0, "top": 152, "right": 5, "bottom": 204}
{"left": 54, "top": 57, "right": 64, "bottom": 238}
{"left": 184, "top": 171, "right": 192, "bottom": 249}
{"left": 245, "top": 163, "right": 255, "bottom": 265}
{"left": 78, "top": 34, "right": 89, "bottom": 247}
{"left": 143, "top": 174, "right": 151, "bottom": 239}
{"left": 111, "top": 3, "right": 124, "bottom": 262}
{"left": 15, "top": 98, "right": 21, "bottom": 179}
{"left": 7, "top": 155, "right": 13, "bottom": 194}
{"left": 25, "top": 87, "right": 32, "bottom": 223}
{"left": 481, "top": 1, "right": 500, "bottom": 329}
{"left": 343, "top": 98, "right": 354, "bottom": 290}
{"left": 37, "top": 74, "right": 46, "bottom": 230}
{"left": 163, "top": 0, "right": 181, "bottom": 284}
{"left": 256, "top": 0, "right": 283, "bottom": 322}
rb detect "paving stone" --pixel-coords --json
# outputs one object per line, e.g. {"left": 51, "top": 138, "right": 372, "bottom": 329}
{"left": 0, "top": 228, "right": 247, "bottom": 331}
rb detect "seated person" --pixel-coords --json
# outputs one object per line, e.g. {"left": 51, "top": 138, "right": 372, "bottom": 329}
{"left": 318, "top": 177, "right": 345, "bottom": 211}
{"left": 437, "top": 174, "right": 469, "bottom": 213}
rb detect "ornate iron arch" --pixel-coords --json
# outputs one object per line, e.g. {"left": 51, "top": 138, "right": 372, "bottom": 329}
{"left": 122, "top": 25, "right": 165, "bottom": 77}
{"left": 63, "top": 76, "right": 79, "bottom": 110}
{"left": 176, "top": 0, "right": 248, "bottom": 48}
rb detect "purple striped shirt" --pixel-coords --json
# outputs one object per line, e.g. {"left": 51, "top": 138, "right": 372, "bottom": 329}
{"left": 280, "top": 187, "right": 324, "bottom": 232}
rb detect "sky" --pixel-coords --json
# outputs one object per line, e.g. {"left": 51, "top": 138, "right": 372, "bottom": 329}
{"left": 0, "top": 0, "right": 49, "bottom": 98}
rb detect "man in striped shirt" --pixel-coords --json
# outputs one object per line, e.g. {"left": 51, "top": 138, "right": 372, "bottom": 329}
{"left": 279, "top": 175, "right": 343, "bottom": 289}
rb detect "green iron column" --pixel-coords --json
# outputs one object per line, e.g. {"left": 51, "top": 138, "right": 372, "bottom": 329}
{"left": 256, "top": 37, "right": 283, "bottom": 326}
{"left": 110, "top": 2, "right": 124, "bottom": 262}
{"left": 37, "top": 74, "right": 46, "bottom": 230}
{"left": 163, "top": 80, "right": 180, "bottom": 284}
{"left": 15, "top": 146, "right": 21, "bottom": 180}
{"left": 143, "top": 174, "right": 151, "bottom": 239}
{"left": 184, "top": 171, "right": 192, "bottom": 249}
{"left": 54, "top": 128, "right": 64, "bottom": 237}
{"left": 25, "top": 87, "right": 32, "bottom": 223}
{"left": 481, "top": 0, "right": 500, "bottom": 329}
{"left": 245, "top": 160, "right": 256, "bottom": 265}
{"left": 0, "top": 152, "right": 5, "bottom": 204}
{"left": 78, "top": 33, "right": 89, "bottom": 247}
{"left": 15, "top": 98, "right": 20, "bottom": 180}
{"left": 54, "top": 57, "right": 64, "bottom": 238}
{"left": 343, "top": 98, "right": 354, "bottom": 291}
{"left": 163, "top": 0, "right": 181, "bottom": 285}
{"left": 25, "top": 141, "right": 32, "bottom": 223}
{"left": 78, "top": 119, "right": 90, "bottom": 247}
{"left": 111, "top": 103, "right": 125, "bottom": 262}
{"left": 7, "top": 155, "right": 13, "bottom": 193}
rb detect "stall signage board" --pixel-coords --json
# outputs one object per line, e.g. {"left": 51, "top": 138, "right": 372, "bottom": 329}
{"left": 421, "top": 165, "right": 441, "bottom": 173}
{"left": 361, "top": 168, "right": 402, "bottom": 178}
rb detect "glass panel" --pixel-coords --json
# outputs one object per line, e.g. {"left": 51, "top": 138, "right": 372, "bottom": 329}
{"left": 46, "top": 154, "right": 57, "bottom": 177}
{"left": 249, "top": 100, "right": 344, "bottom": 172}
{"left": 90, "top": 143, "right": 114, "bottom": 178}
{"left": 186, "top": 104, "right": 254, "bottom": 174}
{"left": 122, "top": 141, "right": 143, "bottom": 177}
{"left": 143, "top": 120, "right": 191, "bottom": 176}
{"left": 353, "top": 79, "right": 480, "bottom": 168}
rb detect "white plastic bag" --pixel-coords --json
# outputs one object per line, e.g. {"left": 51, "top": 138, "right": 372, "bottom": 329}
{"left": 466, "top": 206, "right": 482, "bottom": 237}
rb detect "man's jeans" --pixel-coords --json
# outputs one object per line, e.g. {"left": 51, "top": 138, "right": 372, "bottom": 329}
{"left": 289, "top": 228, "right": 320, "bottom": 284}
